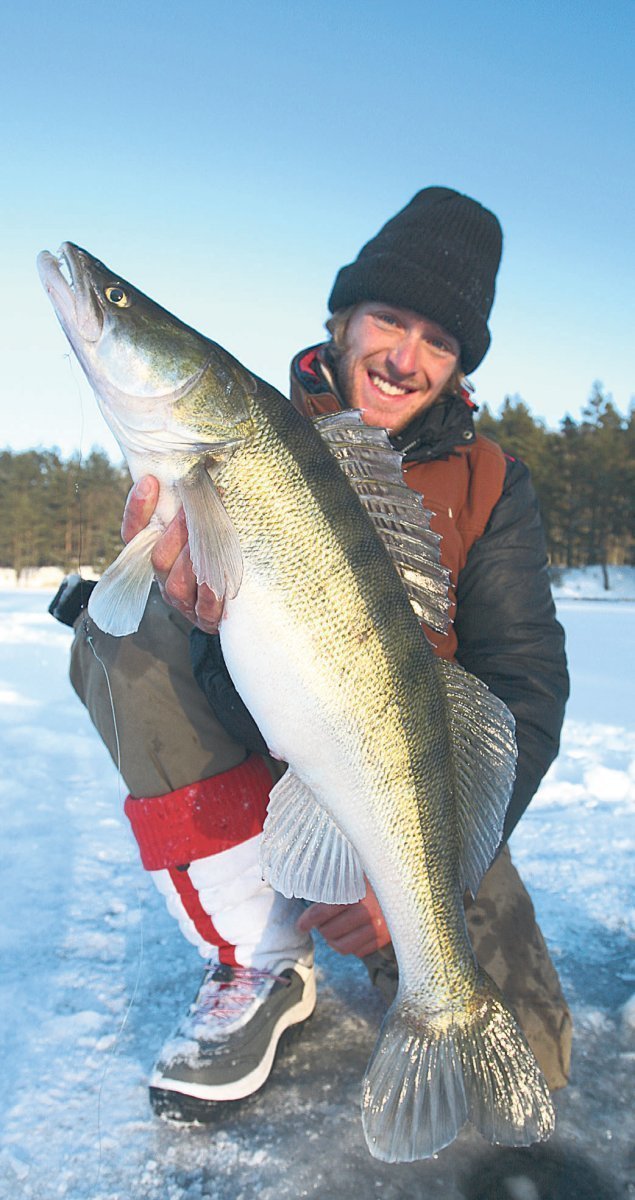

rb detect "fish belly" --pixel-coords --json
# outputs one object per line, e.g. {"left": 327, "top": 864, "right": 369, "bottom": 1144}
{"left": 219, "top": 564, "right": 368, "bottom": 803}
{"left": 219, "top": 561, "right": 471, "bottom": 1007}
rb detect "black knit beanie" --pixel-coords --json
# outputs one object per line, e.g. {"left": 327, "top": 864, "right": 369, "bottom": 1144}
{"left": 328, "top": 186, "right": 503, "bottom": 374}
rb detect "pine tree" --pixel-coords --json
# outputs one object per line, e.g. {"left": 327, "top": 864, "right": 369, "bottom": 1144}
{"left": 578, "top": 384, "right": 633, "bottom": 586}
{"left": 475, "top": 389, "right": 634, "bottom": 571}
{"left": 475, "top": 396, "right": 558, "bottom": 552}
{"left": 551, "top": 416, "right": 584, "bottom": 567}
{"left": 0, "top": 448, "right": 130, "bottom": 574}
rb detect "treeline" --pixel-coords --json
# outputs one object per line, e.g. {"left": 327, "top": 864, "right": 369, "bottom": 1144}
{"left": 0, "top": 449, "right": 130, "bottom": 574}
{"left": 0, "top": 384, "right": 633, "bottom": 577}
{"left": 475, "top": 384, "right": 634, "bottom": 578}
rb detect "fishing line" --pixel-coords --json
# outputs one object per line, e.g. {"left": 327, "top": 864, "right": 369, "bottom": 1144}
{"left": 83, "top": 622, "right": 123, "bottom": 777}
{"left": 83, "top": 620, "right": 146, "bottom": 1183}
{"left": 64, "top": 350, "right": 86, "bottom": 453}
{"left": 65, "top": 352, "right": 146, "bottom": 1180}
{"left": 63, "top": 352, "right": 87, "bottom": 575}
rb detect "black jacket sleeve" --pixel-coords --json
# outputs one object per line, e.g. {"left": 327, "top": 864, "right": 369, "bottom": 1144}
{"left": 453, "top": 456, "right": 569, "bottom": 840}
{"left": 190, "top": 628, "right": 269, "bottom": 757}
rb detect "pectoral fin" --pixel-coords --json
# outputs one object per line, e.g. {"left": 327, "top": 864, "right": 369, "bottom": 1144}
{"left": 87, "top": 524, "right": 161, "bottom": 636}
{"left": 177, "top": 465, "right": 243, "bottom": 601}
{"left": 261, "top": 767, "right": 365, "bottom": 904}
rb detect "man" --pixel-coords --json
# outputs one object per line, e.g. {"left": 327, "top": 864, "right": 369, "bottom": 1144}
{"left": 62, "top": 187, "right": 571, "bottom": 1122}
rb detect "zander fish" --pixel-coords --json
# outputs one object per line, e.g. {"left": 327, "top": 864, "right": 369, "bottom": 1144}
{"left": 38, "top": 243, "right": 555, "bottom": 1161}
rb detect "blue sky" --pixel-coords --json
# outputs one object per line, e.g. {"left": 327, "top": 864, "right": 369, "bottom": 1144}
{"left": 1, "top": 0, "right": 633, "bottom": 458}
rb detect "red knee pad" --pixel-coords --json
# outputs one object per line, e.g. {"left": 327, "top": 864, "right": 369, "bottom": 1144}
{"left": 124, "top": 754, "right": 273, "bottom": 870}
{"left": 124, "top": 755, "right": 274, "bottom": 963}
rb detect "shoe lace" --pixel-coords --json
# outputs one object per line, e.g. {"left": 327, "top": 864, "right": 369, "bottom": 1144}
{"left": 195, "top": 964, "right": 290, "bottom": 1022}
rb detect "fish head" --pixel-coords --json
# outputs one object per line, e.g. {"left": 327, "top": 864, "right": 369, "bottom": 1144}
{"left": 37, "top": 243, "right": 255, "bottom": 455}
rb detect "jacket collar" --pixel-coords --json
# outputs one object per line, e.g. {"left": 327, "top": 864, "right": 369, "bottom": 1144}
{"left": 289, "top": 344, "right": 478, "bottom": 464}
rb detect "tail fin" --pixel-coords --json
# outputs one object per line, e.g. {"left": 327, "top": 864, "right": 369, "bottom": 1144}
{"left": 361, "top": 969, "right": 555, "bottom": 1163}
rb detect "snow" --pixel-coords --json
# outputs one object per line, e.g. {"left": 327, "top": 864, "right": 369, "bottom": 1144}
{"left": 0, "top": 585, "right": 633, "bottom": 1199}
{"left": 550, "top": 565, "right": 635, "bottom": 602}
{"left": 5, "top": 562, "right": 635, "bottom": 598}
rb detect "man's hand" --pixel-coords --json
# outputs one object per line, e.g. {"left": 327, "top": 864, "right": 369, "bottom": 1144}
{"left": 122, "top": 475, "right": 224, "bottom": 633}
{"left": 296, "top": 878, "right": 391, "bottom": 958}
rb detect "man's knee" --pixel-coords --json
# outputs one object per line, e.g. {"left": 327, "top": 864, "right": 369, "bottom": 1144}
{"left": 465, "top": 846, "right": 572, "bottom": 1090}
{"left": 69, "top": 584, "right": 247, "bottom": 796}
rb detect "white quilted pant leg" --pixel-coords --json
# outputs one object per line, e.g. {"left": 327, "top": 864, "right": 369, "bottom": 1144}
{"left": 125, "top": 756, "right": 312, "bottom": 968}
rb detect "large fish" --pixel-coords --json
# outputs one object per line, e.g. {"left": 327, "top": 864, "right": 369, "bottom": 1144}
{"left": 38, "top": 243, "right": 555, "bottom": 1161}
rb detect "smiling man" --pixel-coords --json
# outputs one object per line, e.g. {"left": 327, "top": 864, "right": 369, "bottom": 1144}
{"left": 63, "top": 187, "right": 571, "bottom": 1123}
{"left": 337, "top": 304, "right": 461, "bottom": 431}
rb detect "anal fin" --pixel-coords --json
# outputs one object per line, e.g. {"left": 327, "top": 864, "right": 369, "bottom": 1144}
{"left": 261, "top": 767, "right": 365, "bottom": 904}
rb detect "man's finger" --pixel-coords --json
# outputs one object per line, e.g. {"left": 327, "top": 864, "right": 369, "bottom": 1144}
{"left": 297, "top": 889, "right": 392, "bottom": 957}
{"left": 306, "top": 905, "right": 369, "bottom": 942}
{"left": 195, "top": 584, "right": 225, "bottom": 634}
{"left": 162, "top": 543, "right": 199, "bottom": 614}
{"left": 296, "top": 903, "right": 348, "bottom": 933}
{"left": 299, "top": 900, "right": 384, "bottom": 956}
{"left": 328, "top": 931, "right": 382, "bottom": 958}
{"left": 121, "top": 476, "right": 159, "bottom": 543}
{"left": 151, "top": 508, "right": 189, "bottom": 576}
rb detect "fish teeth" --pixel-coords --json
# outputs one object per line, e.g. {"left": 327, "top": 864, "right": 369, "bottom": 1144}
{"left": 57, "top": 251, "right": 74, "bottom": 290}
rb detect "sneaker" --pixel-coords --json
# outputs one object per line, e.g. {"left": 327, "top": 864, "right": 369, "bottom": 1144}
{"left": 149, "top": 959, "right": 316, "bottom": 1121}
{"left": 363, "top": 943, "right": 399, "bottom": 1006}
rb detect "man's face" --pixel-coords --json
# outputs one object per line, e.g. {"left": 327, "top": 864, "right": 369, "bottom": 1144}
{"left": 337, "top": 302, "right": 460, "bottom": 433}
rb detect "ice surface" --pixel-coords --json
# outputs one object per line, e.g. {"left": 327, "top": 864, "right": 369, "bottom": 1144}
{"left": 0, "top": 588, "right": 633, "bottom": 1199}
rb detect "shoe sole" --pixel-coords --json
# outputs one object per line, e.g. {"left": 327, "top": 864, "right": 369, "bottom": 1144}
{"left": 148, "top": 970, "right": 316, "bottom": 1116}
{"left": 149, "top": 1018, "right": 310, "bottom": 1124}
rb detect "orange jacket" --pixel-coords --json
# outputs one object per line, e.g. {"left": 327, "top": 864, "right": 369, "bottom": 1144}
{"left": 289, "top": 348, "right": 506, "bottom": 660}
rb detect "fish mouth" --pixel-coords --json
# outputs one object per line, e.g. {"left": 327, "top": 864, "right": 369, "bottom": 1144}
{"left": 37, "top": 242, "right": 103, "bottom": 344}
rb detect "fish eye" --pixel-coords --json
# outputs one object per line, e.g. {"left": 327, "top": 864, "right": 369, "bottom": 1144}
{"left": 104, "top": 284, "right": 131, "bottom": 307}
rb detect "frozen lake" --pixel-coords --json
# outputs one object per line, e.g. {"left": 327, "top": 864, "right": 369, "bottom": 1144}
{"left": 556, "top": 600, "right": 635, "bottom": 725}
{"left": 0, "top": 591, "right": 633, "bottom": 1199}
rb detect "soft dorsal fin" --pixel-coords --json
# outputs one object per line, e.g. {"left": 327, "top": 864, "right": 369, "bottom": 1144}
{"left": 437, "top": 658, "right": 517, "bottom": 896}
{"left": 315, "top": 411, "right": 450, "bottom": 634}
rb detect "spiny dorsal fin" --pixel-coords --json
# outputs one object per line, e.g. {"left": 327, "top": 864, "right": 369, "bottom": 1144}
{"left": 437, "top": 658, "right": 517, "bottom": 896}
{"left": 261, "top": 766, "right": 365, "bottom": 904}
{"left": 315, "top": 411, "right": 450, "bottom": 634}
